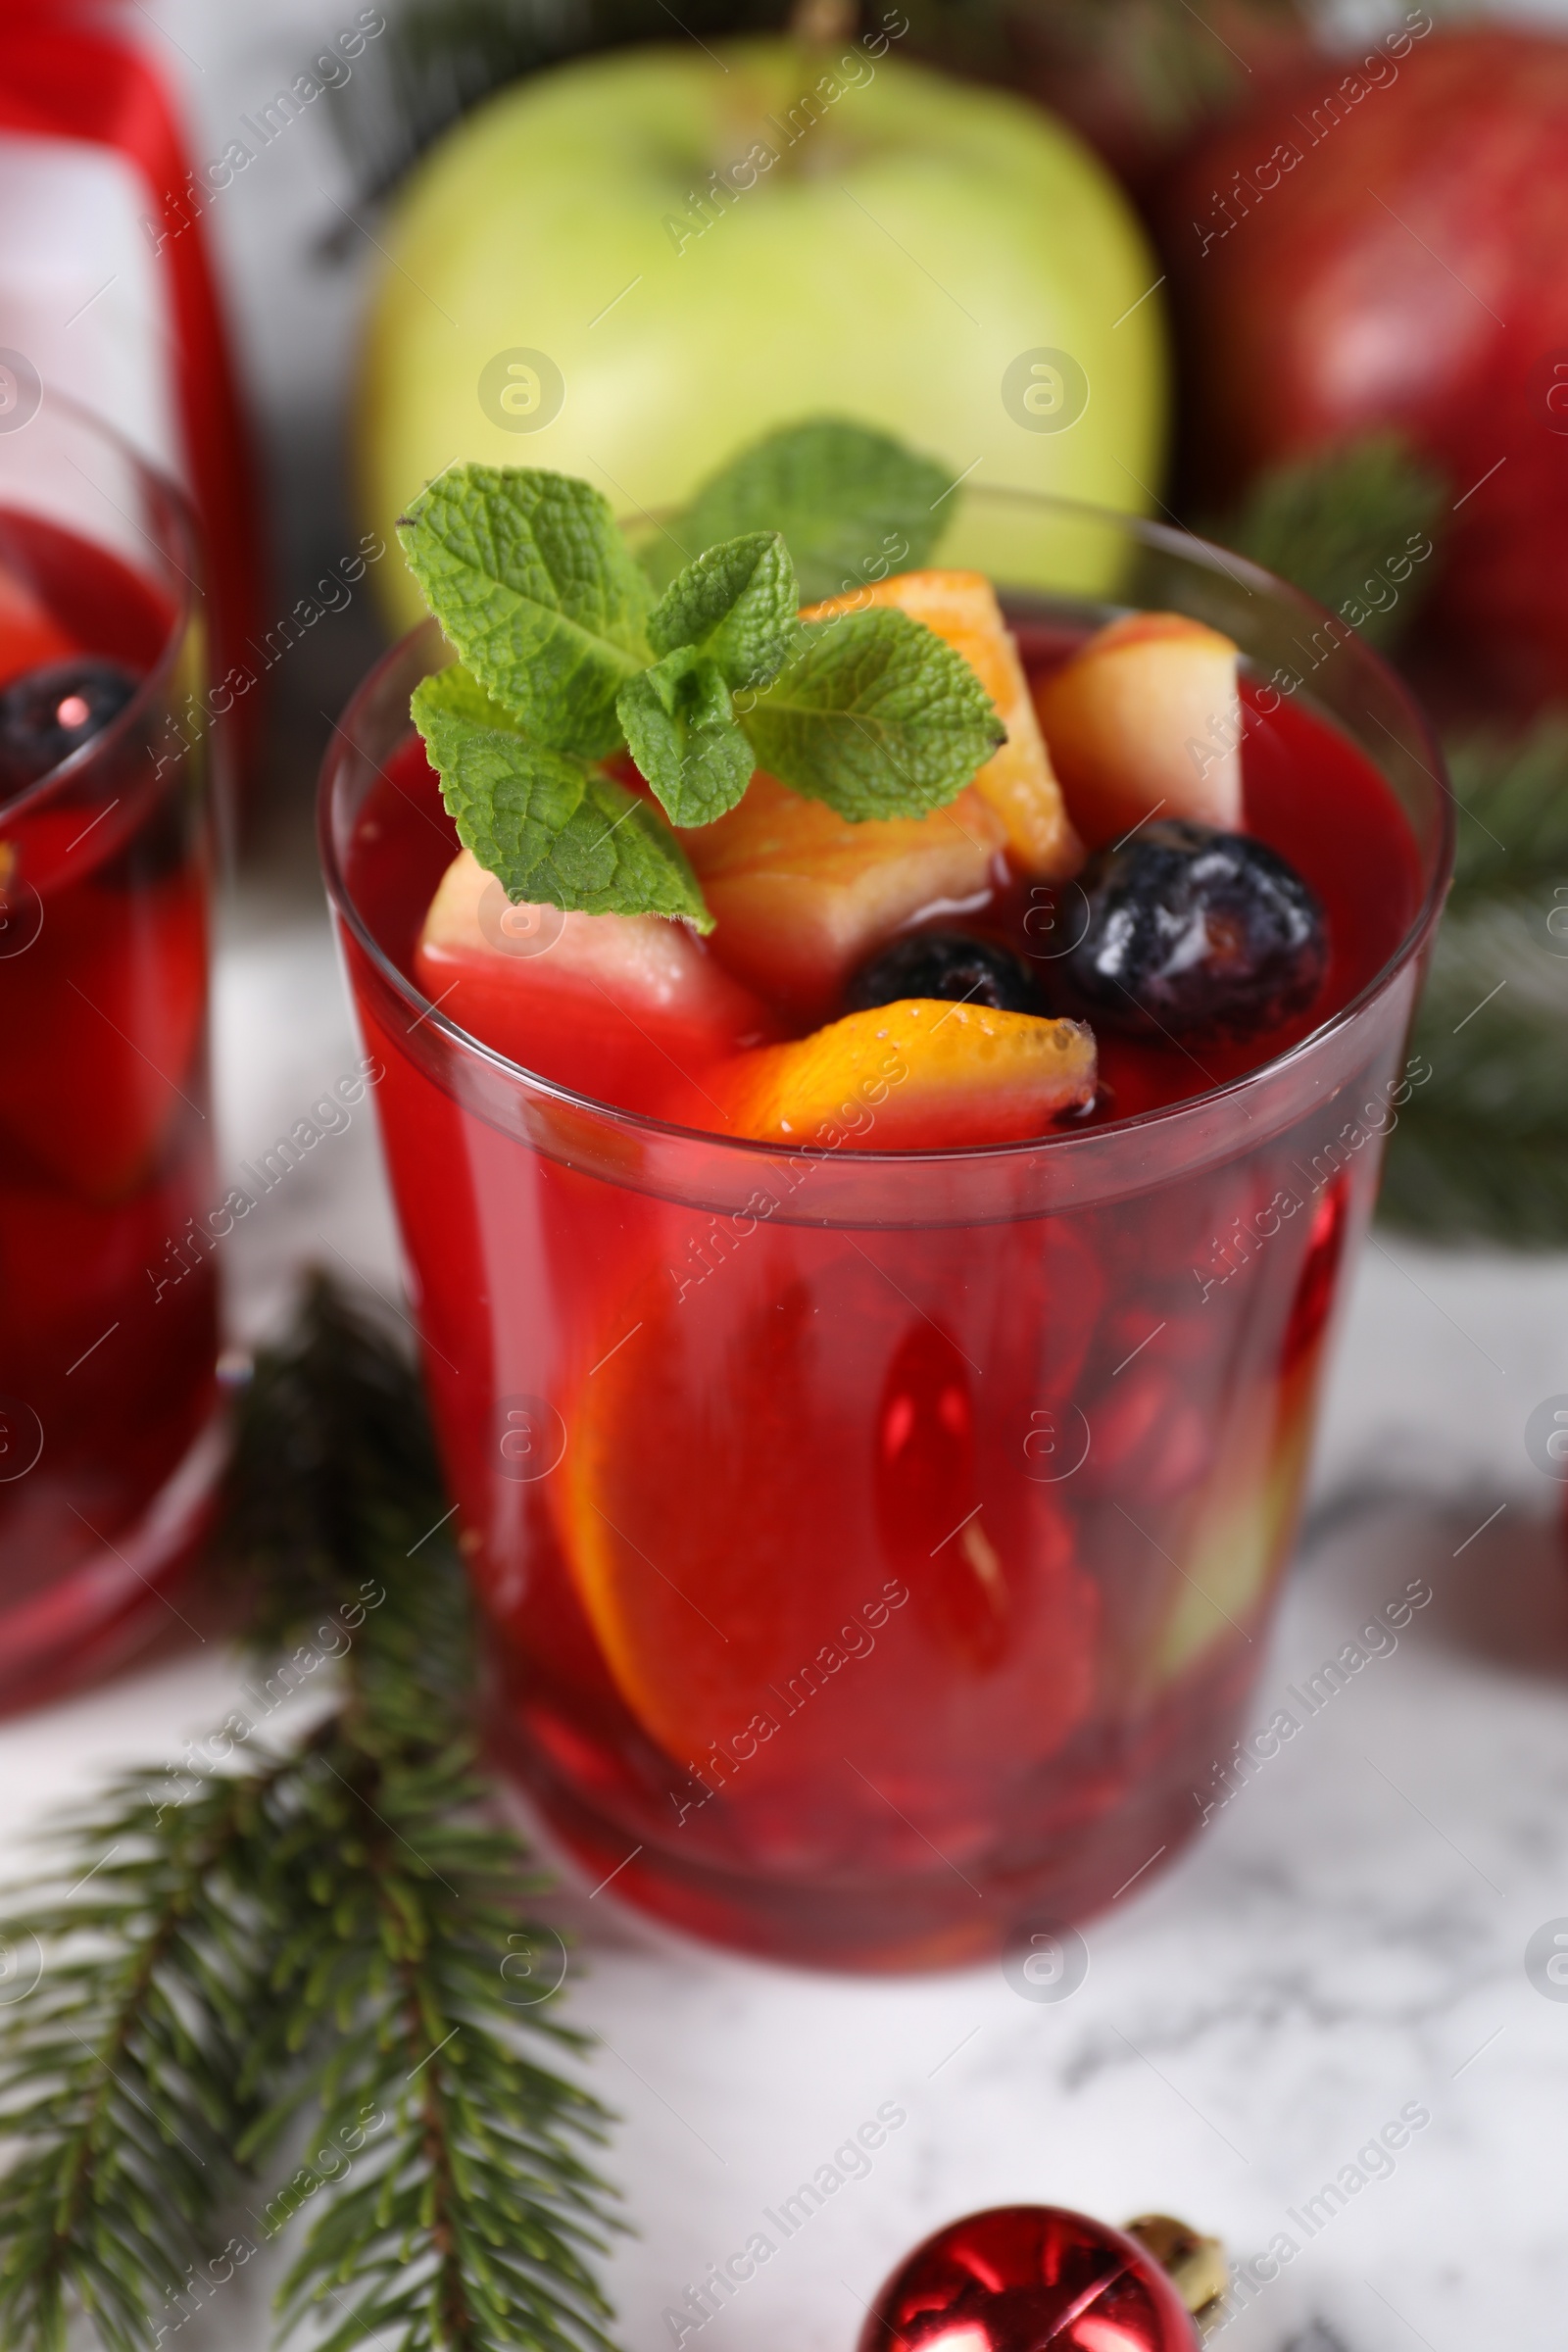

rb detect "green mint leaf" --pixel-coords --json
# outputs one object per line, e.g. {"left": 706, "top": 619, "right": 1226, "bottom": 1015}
{"left": 412, "top": 663, "right": 710, "bottom": 927}
{"left": 739, "top": 608, "right": 1004, "bottom": 821}
{"left": 676, "top": 419, "right": 953, "bottom": 604}
{"left": 398, "top": 465, "right": 653, "bottom": 760}
{"left": 648, "top": 532, "right": 800, "bottom": 689}
{"left": 617, "top": 649, "right": 755, "bottom": 829}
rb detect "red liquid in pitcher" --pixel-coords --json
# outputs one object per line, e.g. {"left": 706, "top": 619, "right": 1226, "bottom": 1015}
{"left": 0, "top": 514, "right": 215, "bottom": 1700}
{"left": 341, "top": 644, "right": 1421, "bottom": 1967}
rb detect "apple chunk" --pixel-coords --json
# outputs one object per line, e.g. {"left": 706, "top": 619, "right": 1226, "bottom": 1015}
{"left": 416, "top": 847, "right": 772, "bottom": 1113}
{"left": 805, "top": 569, "right": 1084, "bottom": 880}
{"left": 1030, "top": 612, "right": 1242, "bottom": 850}
{"left": 681, "top": 772, "right": 1007, "bottom": 1021}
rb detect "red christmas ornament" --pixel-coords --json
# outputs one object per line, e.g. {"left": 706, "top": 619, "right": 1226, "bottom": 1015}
{"left": 858, "top": 2206, "right": 1213, "bottom": 2352}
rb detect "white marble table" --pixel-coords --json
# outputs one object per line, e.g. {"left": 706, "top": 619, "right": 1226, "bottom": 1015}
{"left": 4, "top": 887, "right": 1568, "bottom": 2352}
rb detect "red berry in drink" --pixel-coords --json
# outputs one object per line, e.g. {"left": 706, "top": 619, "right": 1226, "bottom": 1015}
{"left": 846, "top": 928, "right": 1045, "bottom": 1016}
{"left": 0, "top": 659, "right": 138, "bottom": 797}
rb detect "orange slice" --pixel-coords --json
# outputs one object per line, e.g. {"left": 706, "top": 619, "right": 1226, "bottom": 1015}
{"left": 805, "top": 568, "right": 1084, "bottom": 880}
{"left": 559, "top": 1245, "right": 1101, "bottom": 1811}
{"left": 667, "top": 999, "right": 1097, "bottom": 1148}
{"left": 1030, "top": 611, "right": 1243, "bottom": 850}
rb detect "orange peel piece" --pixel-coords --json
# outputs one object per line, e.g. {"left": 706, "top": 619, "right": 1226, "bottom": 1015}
{"left": 675, "top": 998, "right": 1097, "bottom": 1149}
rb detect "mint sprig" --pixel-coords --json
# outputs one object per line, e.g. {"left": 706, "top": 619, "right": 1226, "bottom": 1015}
{"left": 616, "top": 531, "right": 800, "bottom": 825}
{"left": 664, "top": 417, "right": 953, "bottom": 604}
{"left": 746, "top": 609, "right": 1003, "bottom": 821}
{"left": 413, "top": 663, "right": 710, "bottom": 925}
{"left": 616, "top": 654, "right": 754, "bottom": 831}
{"left": 646, "top": 530, "right": 799, "bottom": 686}
{"left": 401, "top": 466, "right": 654, "bottom": 760}
{"left": 397, "top": 426, "right": 1001, "bottom": 929}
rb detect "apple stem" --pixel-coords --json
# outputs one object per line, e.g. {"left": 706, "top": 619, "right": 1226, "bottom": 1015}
{"left": 787, "top": 0, "right": 858, "bottom": 42}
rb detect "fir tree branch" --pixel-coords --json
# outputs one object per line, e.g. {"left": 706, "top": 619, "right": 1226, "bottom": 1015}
{"left": 228, "top": 1284, "right": 622, "bottom": 2352}
{"left": 0, "top": 1770, "right": 284, "bottom": 2352}
{"left": 1047, "top": 0, "right": 1305, "bottom": 135}
{"left": 252, "top": 1734, "right": 617, "bottom": 2352}
{"left": 1378, "top": 1115, "right": 1568, "bottom": 1248}
{"left": 1443, "top": 717, "right": 1568, "bottom": 902}
{"left": 1380, "top": 721, "right": 1568, "bottom": 1246}
{"left": 1211, "top": 432, "right": 1447, "bottom": 648}
{"left": 0, "top": 1278, "right": 622, "bottom": 2352}
{"left": 1381, "top": 869, "right": 1568, "bottom": 1248}
{"left": 1214, "top": 433, "right": 1568, "bottom": 1248}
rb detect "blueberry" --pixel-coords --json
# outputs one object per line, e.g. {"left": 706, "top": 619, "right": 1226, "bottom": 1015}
{"left": 0, "top": 659, "right": 140, "bottom": 793}
{"left": 1064, "top": 819, "right": 1327, "bottom": 1043}
{"left": 846, "top": 929, "right": 1045, "bottom": 1016}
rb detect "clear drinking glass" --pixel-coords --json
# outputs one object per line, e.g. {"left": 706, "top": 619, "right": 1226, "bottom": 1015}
{"left": 320, "top": 490, "right": 1451, "bottom": 1970}
{"left": 0, "top": 396, "right": 219, "bottom": 1709}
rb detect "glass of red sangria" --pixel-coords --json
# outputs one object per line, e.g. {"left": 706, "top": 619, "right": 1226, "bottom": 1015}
{"left": 0, "top": 395, "right": 219, "bottom": 1709}
{"left": 319, "top": 450, "right": 1450, "bottom": 1970}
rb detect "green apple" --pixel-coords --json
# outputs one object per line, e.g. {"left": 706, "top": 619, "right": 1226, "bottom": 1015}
{"left": 357, "top": 36, "right": 1168, "bottom": 629}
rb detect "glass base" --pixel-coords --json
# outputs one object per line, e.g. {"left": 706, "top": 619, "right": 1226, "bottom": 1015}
{"left": 0, "top": 1407, "right": 227, "bottom": 1717}
{"left": 487, "top": 1671, "right": 1252, "bottom": 1974}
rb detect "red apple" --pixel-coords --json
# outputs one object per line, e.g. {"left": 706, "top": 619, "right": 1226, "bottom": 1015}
{"left": 1154, "top": 25, "right": 1568, "bottom": 715}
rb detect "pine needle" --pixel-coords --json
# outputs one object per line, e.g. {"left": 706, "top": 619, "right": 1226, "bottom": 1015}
{"left": 1444, "top": 717, "right": 1568, "bottom": 902}
{"left": 0, "top": 1769, "right": 285, "bottom": 2352}
{"left": 1216, "top": 435, "right": 1568, "bottom": 1247}
{"left": 1381, "top": 724, "right": 1568, "bottom": 1247}
{"left": 1214, "top": 432, "right": 1447, "bottom": 647}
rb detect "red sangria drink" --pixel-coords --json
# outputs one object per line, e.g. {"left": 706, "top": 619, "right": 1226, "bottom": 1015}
{"left": 321, "top": 440, "right": 1450, "bottom": 1969}
{"left": 0, "top": 401, "right": 218, "bottom": 1708}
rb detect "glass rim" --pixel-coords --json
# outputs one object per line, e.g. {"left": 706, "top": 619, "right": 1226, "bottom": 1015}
{"left": 319, "top": 483, "right": 1455, "bottom": 1171}
{"left": 0, "top": 387, "right": 202, "bottom": 828}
